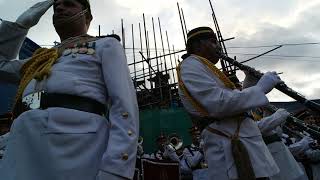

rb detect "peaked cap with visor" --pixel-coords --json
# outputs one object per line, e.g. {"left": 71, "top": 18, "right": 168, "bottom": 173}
{"left": 185, "top": 26, "right": 217, "bottom": 56}
{"left": 186, "top": 27, "right": 216, "bottom": 46}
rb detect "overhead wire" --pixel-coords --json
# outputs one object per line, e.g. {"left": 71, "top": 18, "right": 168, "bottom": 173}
{"left": 227, "top": 42, "right": 320, "bottom": 49}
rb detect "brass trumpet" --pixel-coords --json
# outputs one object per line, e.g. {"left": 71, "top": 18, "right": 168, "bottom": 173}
{"left": 167, "top": 133, "right": 183, "bottom": 150}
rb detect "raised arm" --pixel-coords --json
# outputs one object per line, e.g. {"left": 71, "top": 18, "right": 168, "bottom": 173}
{"left": 257, "top": 109, "right": 290, "bottom": 134}
{"left": 0, "top": 0, "right": 53, "bottom": 83}
{"left": 0, "top": 21, "right": 29, "bottom": 83}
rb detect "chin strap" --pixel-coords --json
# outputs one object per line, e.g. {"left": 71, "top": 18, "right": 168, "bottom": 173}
{"left": 53, "top": 9, "right": 88, "bottom": 26}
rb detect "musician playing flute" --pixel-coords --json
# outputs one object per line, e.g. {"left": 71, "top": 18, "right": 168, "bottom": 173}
{"left": 253, "top": 108, "right": 306, "bottom": 180}
{"left": 243, "top": 72, "right": 305, "bottom": 180}
{"left": 177, "top": 26, "right": 282, "bottom": 180}
{"left": 288, "top": 134, "right": 318, "bottom": 180}
{"left": 182, "top": 126, "right": 209, "bottom": 180}
{"left": 304, "top": 147, "right": 320, "bottom": 180}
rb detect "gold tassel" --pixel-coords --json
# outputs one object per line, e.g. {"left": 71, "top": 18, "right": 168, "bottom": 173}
{"left": 231, "top": 137, "right": 256, "bottom": 180}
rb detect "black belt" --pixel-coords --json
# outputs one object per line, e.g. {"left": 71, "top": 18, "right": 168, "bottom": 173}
{"left": 190, "top": 115, "right": 217, "bottom": 132}
{"left": 263, "top": 134, "right": 282, "bottom": 145}
{"left": 22, "top": 92, "right": 106, "bottom": 116}
{"left": 191, "top": 162, "right": 208, "bottom": 170}
{"left": 190, "top": 112, "right": 250, "bottom": 132}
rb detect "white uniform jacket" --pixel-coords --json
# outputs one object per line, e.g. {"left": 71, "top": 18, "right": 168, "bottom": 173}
{"left": 305, "top": 149, "right": 320, "bottom": 180}
{"left": 149, "top": 150, "right": 165, "bottom": 160}
{"left": 178, "top": 55, "right": 279, "bottom": 180}
{"left": 0, "top": 21, "right": 139, "bottom": 180}
{"left": 0, "top": 132, "right": 10, "bottom": 150}
{"left": 257, "top": 114, "right": 304, "bottom": 180}
{"left": 183, "top": 144, "right": 209, "bottom": 180}
{"left": 0, "top": 132, "right": 10, "bottom": 161}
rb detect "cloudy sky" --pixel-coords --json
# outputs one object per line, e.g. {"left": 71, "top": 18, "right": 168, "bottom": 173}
{"left": 1, "top": 0, "right": 319, "bottom": 102}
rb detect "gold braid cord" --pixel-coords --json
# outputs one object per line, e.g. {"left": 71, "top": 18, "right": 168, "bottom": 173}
{"left": 176, "top": 54, "right": 236, "bottom": 117}
{"left": 12, "top": 48, "right": 59, "bottom": 113}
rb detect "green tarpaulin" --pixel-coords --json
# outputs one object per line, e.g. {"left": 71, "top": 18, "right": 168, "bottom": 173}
{"left": 139, "top": 107, "right": 193, "bottom": 153}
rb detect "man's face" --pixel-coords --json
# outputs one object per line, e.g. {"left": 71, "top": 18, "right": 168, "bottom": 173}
{"left": 191, "top": 132, "right": 201, "bottom": 145}
{"left": 157, "top": 138, "right": 167, "bottom": 151}
{"left": 200, "top": 36, "right": 221, "bottom": 63}
{"left": 53, "top": 0, "right": 84, "bottom": 25}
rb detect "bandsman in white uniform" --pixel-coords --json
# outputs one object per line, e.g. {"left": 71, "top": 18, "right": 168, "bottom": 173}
{"left": 252, "top": 108, "right": 305, "bottom": 180}
{"left": 150, "top": 134, "right": 168, "bottom": 160}
{"left": 304, "top": 147, "right": 320, "bottom": 180}
{"left": 177, "top": 26, "right": 282, "bottom": 180}
{"left": 288, "top": 136, "right": 317, "bottom": 180}
{"left": 243, "top": 72, "right": 305, "bottom": 180}
{"left": 150, "top": 134, "right": 181, "bottom": 162}
{"left": 183, "top": 126, "right": 209, "bottom": 180}
{"left": 0, "top": 0, "right": 139, "bottom": 179}
{"left": 0, "top": 132, "right": 10, "bottom": 163}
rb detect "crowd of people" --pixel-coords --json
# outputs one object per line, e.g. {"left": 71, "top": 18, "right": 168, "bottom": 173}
{"left": 133, "top": 120, "right": 319, "bottom": 180}
{"left": 0, "top": 0, "right": 319, "bottom": 180}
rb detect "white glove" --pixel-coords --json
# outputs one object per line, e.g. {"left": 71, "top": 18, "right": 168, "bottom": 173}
{"left": 163, "top": 145, "right": 175, "bottom": 155}
{"left": 163, "top": 145, "right": 180, "bottom": 162}
{"left": 299, "top": 136, "right": 313, "bottom": 150}
{"left": 16, "top": 0, "right": 54, "bottom": 29}
{"left": 256, "top": 71, "right": 283, "bottom": 94}
{"left": 288, "top": 136, "right": 313, "bottom": 156}
{"left": 273, "top": 108, "right": 290, "bottom": 126}
{"left": 257, "top": 109, "right": 289, "bottom": 135}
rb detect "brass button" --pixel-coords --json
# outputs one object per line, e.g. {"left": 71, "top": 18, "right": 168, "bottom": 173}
{"left": 122, "top": 112, "right": 129, "bottom": 118}
{"left": 122, "top": 153, "right": 129, "bottom": 160}
{"left": 128, "top": 130, "right": 133, "bottom": 136}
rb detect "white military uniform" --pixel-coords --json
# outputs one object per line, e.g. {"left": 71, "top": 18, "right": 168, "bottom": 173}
{"left": 0, "top": 132, "right": 10, "bottom": 166}
{"left": 183, "top": 144, "right": 209, "bottom": 180}
{"left": 0, "top": 132, "right": 10, "bottom": 150}
{"left": 305, "top": 149, "right": 320, "bottom": 180}
{"left": 288, "top": 137, "right": 319, "bottom": 180}
{"left": 178, "top": 55, "right": 279, "bottom": 180}
{"left": 150, "top": 146, "right": 180, "bottom": 162}
{"left": 257, "top": 112, "right": 304, "bottom": 180}
{"left": 179, "top": 152, "right": 193, "bottom": 179}
{"left": 0, "top": 21, "right": 139, "bottom": 180}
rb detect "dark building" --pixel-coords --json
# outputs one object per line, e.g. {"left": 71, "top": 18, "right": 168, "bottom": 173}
{"left": 271, "top": 99, "right": 320, "bottom": 115}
